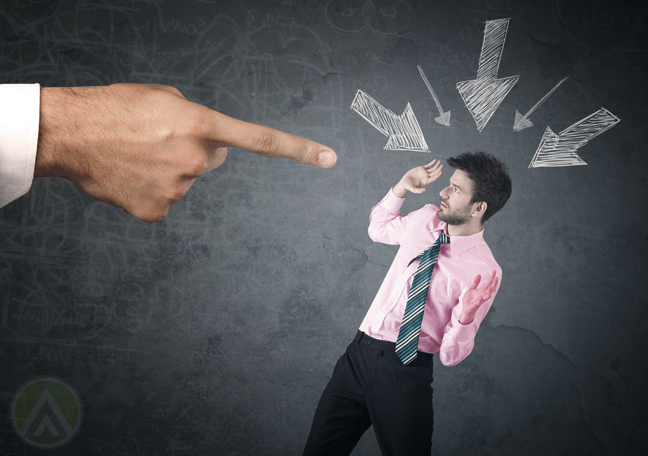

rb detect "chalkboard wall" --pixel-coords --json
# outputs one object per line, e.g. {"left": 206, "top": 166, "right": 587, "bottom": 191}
{"left": 1, "top": 0, "right": 647, "bottom": 455}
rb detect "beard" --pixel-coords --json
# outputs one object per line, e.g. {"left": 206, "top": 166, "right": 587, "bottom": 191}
{"left": 438, "top": 203, "right": 471, "bottom": 226}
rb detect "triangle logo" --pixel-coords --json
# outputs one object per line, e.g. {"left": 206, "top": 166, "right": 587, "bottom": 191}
{"left": 12, "top": 377, "right": 82, "bottom": 449}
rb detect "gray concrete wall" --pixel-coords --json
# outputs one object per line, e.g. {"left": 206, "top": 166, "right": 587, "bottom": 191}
{"left": 1, "top": 0, "right": 646, "bottom": 454}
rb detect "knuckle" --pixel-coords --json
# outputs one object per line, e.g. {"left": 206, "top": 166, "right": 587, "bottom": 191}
{"left": 184, "top": 156, "right": 208, "bottom": 177}
{"left": 151, "top": 203, "right": 171, "bottom": 222}
{"left": 146, "top": 211, "right": 167, "bottom": 223}
{"left": 159, "top": 85, "right": 185, "bottom": 98}
{"left": 189, "top": 113, "right": 211, "bottom": 139}
{"left": 168, "top": 185, "right": 188, "bottom": 203}
{"left": 134, "top": 203, "right": 169, "bottom": 223}
{"left": 157, "top": 127, "right": 175, "bottom": 143}
{"left": 253, "top": 132, "right": 280, "bottom": 157}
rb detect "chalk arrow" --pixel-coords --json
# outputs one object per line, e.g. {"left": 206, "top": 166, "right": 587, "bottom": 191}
{"left": 351, "top": 89, "right": 429, "bottom": 152}
{"left": 456, "top": 18, "right": 519, "bottom": 132}
{"left": 417, "top": 65, "right": 451, "bottom": 126}
{"left": 528, "top": 108, "right": 620, "bottom": 168}
{"left": 514, "top": 76, "right": 569, "bottom": 132}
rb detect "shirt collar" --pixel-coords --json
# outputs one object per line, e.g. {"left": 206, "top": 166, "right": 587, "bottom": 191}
{"left": 436, "top": 222, "right": 485, "bottom": 257}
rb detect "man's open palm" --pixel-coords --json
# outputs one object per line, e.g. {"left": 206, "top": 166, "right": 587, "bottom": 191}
{"left": 460, "top": 270, "right": 498, "bottom": 324}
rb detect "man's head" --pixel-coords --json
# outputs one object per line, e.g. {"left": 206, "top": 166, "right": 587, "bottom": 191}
{"left": 438, "top": 151, "right": 511, "bottom": 227}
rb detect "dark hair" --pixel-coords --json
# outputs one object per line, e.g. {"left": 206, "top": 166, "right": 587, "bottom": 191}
{"left": 447, "top": 151, "right": 512, "bottom": 223}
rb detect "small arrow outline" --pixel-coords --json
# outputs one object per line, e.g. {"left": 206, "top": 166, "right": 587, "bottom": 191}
{"left": 417, "top": 65, "right": 451, "bottom": 126}
{"left": 514, "top": 76, "right": 570, "bottom": 132}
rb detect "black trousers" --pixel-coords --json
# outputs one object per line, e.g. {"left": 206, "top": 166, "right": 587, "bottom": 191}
{"left": 303, "top": 331, "right": 434, "bottom": 456}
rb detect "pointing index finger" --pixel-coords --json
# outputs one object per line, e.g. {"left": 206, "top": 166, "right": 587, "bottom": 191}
{"left": 205, "top": 109, "right": 337, "bottom": 168}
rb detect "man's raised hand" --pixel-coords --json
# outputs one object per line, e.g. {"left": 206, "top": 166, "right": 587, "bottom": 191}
{"left": 392, "top": 159, "right": 444, "bottom": 198}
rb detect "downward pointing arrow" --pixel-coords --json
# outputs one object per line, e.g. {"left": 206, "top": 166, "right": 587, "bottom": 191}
{"left": 417, "top": 65, "right": 451, "bottom": 126}
{"left": 528, "top": 108, "right": 620, "bottom": 168}
{"left": 457, "top": 18, "right": 519, "bottom": 132}
{"left": 351, "top": 89, "right": 429, "bottom": 152}
{"left": 514, "top": 76, "right": 569, "bottom": 132}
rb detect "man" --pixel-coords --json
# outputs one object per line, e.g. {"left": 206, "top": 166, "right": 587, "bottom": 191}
{"left": 0, "top": 83, "right": 337, "bottom": 221}
{"left": 303, "top": 152, "right": 512, "bottom": 456}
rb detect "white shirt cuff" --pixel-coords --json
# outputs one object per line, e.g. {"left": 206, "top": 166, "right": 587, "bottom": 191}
{"left": 0, "top": 83, "right": 40, "bottom": 208}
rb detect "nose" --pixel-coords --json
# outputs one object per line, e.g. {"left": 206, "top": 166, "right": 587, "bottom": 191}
{"left": 439, "top": 186, "right": 448, "bottom": 199}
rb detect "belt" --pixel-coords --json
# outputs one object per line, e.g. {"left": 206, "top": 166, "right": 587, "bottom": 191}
{"left": 354, "top": 330, "right": 434, "bottom": 361}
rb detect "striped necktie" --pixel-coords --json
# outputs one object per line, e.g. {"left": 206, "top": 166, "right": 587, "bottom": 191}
{"left": 395, "top": 232, "right": 450, "bottom": 365}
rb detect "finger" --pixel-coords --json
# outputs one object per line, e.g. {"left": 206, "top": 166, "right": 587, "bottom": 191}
{"left": 470, "top": 274, "right": 482, "bottom": 290}
{"left": 428, "top": 163, "right": 443, "bottom": 177}
{"left": 123, "top": 201, "right": 170, "bottom": 224}
{"left": 487, "top": 270, "right": 497, "bottom": 287}
{"left": 149, "top": 84, "right": 187, "bottom": 99}
{"left": 425, "top": 163, "right": 443, "bottom": 181}
{"left": 423, "top": 159, "right": 439, "bottom": 169}
{"left": 489, "top": 275, "right": 499, "bottom": 293}
{"left": 204, "top": 110, "right": 337, "bottom": 168}
{"left": 429, "top": 159, "right": 442, "bottom": 171}
{"left": 204, "top": 147, "right": 229, "bottom": 173}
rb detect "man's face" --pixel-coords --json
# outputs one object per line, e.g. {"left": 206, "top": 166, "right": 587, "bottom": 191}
{"left": 438, "top": 169, "right": 479, "bottom": 226}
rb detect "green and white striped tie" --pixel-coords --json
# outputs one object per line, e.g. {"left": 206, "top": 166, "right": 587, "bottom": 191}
{"left": 395, "top": 232, "right": 450, "bottom": 365}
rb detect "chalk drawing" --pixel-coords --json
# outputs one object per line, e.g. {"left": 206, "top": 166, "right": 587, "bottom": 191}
{"left": 367, "top": 48, "right": 400, "bottom": 66}
{"left": 324, "top": 0, "right": 415, "bottom": 38}
{"left": 514, "top": 76, "right": 569, "bottom": 132}
{"left": 456, "top": 18, "right": 519, "bottom": 132}
{"left": 417, "top": 65, "right": 451, "bottom": 126}
{"left": 355, "top": 76, "right": 389, "bottom": 94}
{"left": 351, "top": 89, "right": 429, "bottom": 152}
{"left": 78, "top": 0, "right": 141, "bottom": 12}
{"left": 528, "top": 108, "right": 620, "bottom": 168}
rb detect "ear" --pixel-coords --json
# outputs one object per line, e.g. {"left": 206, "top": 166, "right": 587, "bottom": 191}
{"left": 471, "top": 201, "right": 487, "bottom": 219}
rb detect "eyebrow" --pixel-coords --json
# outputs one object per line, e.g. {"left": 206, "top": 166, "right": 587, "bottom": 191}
{"left": 450, "top": 180, "right": 462, "bottom": 191}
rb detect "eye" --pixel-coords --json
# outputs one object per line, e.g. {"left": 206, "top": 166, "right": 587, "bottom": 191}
{"left": 454, "top": 187, "right": 459, "bottom": 192}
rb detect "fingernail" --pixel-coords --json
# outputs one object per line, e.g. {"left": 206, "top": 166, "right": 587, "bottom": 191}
{"left": 317, "top": 150, "right": 336, "bottom": 167}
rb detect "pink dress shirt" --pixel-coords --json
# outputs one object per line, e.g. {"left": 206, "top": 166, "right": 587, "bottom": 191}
{"left": 359, "top": 189, "right": 502, "bottom": 366}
